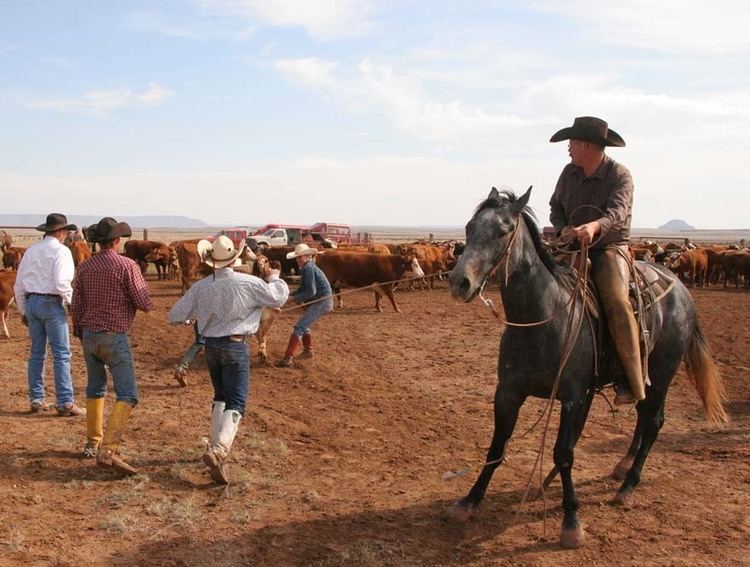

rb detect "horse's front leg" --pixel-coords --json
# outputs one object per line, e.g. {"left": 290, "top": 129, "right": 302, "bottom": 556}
{"left": 556, "top": 397, "right": 587, "bottom": 549}
{"left": 448, "top": 389, "right": 523, "bottom": 522}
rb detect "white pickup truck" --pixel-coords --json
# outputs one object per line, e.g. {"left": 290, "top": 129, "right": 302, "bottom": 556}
{"left": 248, "top": 227, "right": 310, "bottom": 250}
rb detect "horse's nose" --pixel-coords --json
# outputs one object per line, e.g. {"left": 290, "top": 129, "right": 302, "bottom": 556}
{"left": 450, "top": 274, "right": 472, "bottom": 300}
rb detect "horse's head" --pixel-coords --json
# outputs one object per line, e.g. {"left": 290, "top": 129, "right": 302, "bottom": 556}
{"left": 449, "top": 186, "right": 531, "bottom": 302}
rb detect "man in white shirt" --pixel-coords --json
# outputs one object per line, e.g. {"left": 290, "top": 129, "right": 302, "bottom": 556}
{"left": 168, "top": 235, "right": 289, "bottom": 484}
{"left": 14, "top": 213, "right": 85, "bottom": 416}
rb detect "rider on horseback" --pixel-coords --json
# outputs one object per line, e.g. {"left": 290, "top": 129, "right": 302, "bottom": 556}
{"left": 549, "top": 116, "right": 645, "bottom": 405}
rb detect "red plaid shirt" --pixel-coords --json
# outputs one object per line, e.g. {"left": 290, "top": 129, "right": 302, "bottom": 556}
{"left": 72, "top": 249, "right": 153, "bottom": 336}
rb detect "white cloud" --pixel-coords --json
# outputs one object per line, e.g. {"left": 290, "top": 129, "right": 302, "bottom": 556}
{"left": 198, "top": 0, "right": 376, "bottom": 39}
{"left": 27, "top": 82, "right": 174, "bottom": 113}
{"left": 533, "top": 0, "right": 750, "bottom": 55}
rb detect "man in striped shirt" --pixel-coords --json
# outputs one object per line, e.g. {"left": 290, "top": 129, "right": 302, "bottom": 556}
{"left": 168, "top": 235, "right": 288, "bottom": 484}
{"left": 71, "top": 217, "right": 153, "bottom": 475}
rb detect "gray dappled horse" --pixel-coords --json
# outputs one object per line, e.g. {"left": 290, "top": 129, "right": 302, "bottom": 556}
{"left": 448, "top": 187, "right": 726, "bottom": 549}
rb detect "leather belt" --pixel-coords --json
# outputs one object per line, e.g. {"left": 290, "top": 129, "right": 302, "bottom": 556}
{"left": 27, "top": 292, "right": 60, "bottom": 298}
{"left": 206, "top": 335, "right": 247, "bottom": 343}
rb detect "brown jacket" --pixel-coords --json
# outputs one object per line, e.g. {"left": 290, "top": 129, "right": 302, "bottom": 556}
{"left": 549, "top": 155, "right": 633, "bottom": 248}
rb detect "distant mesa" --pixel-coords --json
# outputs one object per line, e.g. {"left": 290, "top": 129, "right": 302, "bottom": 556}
{"left": 657, "top": 219, "right": 696, "bottom": 231}
{"left": 0, "top": 214, "right": 209, "bottom": 229}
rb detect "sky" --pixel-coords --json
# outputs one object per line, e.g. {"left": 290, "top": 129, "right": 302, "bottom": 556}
{"left": 1, "top": 0, "right": 748, "bottom": 228}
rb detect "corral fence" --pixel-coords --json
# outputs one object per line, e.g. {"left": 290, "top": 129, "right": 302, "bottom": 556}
{"left": 3, "top": 225, "right": 748, "bottom": 251}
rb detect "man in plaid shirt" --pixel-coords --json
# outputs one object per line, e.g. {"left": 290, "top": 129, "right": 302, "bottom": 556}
{"left": 72, "top": 217, "right": 153, "bottom": 475}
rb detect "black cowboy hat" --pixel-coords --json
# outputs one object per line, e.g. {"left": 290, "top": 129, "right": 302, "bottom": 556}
{"left": 35, "top": 213, "right": 77, "bottom": 233}
{"left": 549, "top": 116, "right": 625, "bottom": 147}
{"left": 87, "top": 217, "right": 132, "bottom": 242}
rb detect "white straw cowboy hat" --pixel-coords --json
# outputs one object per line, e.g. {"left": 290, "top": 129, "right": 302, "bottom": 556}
{"left": 286, "top": 243, "right": 318, "bottom": 260}
{"left": 197, "top": 235, "right": 246, "bottom": 268}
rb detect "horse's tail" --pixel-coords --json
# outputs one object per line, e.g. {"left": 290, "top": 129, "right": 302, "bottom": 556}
{"left": 683, "top": 322, "right": 728, "bottom": 424}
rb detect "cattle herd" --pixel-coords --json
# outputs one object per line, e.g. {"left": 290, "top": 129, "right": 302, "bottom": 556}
{"left": 0, "top": 227, "right": 749, "bottom": 342}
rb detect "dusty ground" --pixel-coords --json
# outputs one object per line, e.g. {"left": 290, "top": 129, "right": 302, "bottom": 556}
{"left": 0, "top": 277, "right": 748, "bottom": 567}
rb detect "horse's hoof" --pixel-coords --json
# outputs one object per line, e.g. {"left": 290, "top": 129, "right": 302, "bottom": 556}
{"left": 560, "top": 523, "right": 586, "bottom": 549}
{"left": 611, "top": 457, "right": 634, "bottom": 481}
{"left": 611, "top": 490, "right": 634, "bottom": 508}
{"left": 446, "top": 500, "right": 475, "bottom": 523}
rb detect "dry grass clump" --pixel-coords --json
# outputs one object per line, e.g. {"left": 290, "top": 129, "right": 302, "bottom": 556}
{"left": 316, "top": 540, "right": 408, "bottom": 567}
{"left": 146, "top": 496, "right": 202, "bottom": 529}
{"left": 101, "top": 513, "right": 138, "bottom": 534}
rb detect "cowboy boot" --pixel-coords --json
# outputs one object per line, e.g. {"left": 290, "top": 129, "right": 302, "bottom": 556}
{"left": 97, "top": 401, "right": 138, "bottom": 475}
{"left": 609, "top": 308, "right": 646, "bottom": 405}
{"left": 83, "top": 397, "right": 105, "bottom": 458}
{"left": 174, "top": 342, "right": 203, "bottom": 387}
{"left": 202, "top": 410, "right": 241, "bottom": 484}
{"left": 277, "top": 334, "right": 301, "bottom": 367}
{"left": 202, "top": 401, "right": 225, "bottom": 467}
{"left": 297, "top": 333, "right": 314, "bottom": 360}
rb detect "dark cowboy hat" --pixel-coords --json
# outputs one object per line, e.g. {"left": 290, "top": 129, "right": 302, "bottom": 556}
{"left": 549, "top": 116, "right": 625, "bottom": 147}
{"left": 87, "top": 217, "right": 132, "bottom": 242}
{"left": 35, "top": 213, "right": 77, "bottom": 233}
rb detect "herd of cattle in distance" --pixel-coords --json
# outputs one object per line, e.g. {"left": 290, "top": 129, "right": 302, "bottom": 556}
{"left": 0, "top": 227, "right": 459, "bottom": 341}
{"left": 1, "top": 227, "right": 748, "bottom": 342}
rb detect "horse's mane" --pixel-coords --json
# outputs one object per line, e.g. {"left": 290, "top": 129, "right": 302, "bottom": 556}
{"left": 475, "top": 189, "right": 560, "bottom": 276}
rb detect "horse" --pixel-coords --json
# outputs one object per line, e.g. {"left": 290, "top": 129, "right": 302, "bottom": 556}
{"left": 448, "top": 186, "right": 727, "bottom": 549}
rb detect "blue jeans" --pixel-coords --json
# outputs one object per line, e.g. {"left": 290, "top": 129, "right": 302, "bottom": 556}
{"left": 293, "top": 298, "right": 333, "bottom": 337}
{"left": 204, "top": 337, "right": 250, "bottom": 415}
{"left": 25, "top": 294, "right": 74, "bottom": 406}
{"left": 82, "top": 330, "right": 139, "bottom": 405}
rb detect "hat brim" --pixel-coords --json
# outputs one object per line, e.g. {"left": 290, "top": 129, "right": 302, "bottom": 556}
{"left": 87, "top": 222, "right": 132, "bottom": 242}
{"left": 550, "top": 126, "right": 625, "bottom": 147}
{"left": 200, "top": 239, "right": 246, "bottom": 268}
{"left": 286, "top": 247, "right": 318, "bottom": 260}
{"left": 36, "top": 222, "right": 78, "bottom": 233}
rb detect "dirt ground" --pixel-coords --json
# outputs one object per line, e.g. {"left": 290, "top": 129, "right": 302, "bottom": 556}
{"left": 0, "top": 276, "right": 748, "bottom": 567}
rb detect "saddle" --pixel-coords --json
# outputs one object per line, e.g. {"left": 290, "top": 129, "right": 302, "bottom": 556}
{"left": 553, "top": 249, "right": 677, "bottom": 386}
{"left": 553, "top": 251, "right": 676, "bottom": 322}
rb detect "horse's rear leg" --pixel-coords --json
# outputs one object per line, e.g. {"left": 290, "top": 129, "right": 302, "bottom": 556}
{"left": 612, "top": 422, "right": 642, "bottom": 481}
{"left": 612, "top": 393, "right": 666, "bottom": 507}
{"left": 448, "top": 391, "right": 523, "bottom": 522}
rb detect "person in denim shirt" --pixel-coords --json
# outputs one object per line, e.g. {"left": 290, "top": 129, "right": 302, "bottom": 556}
{"left": 277, "top": 244, "right": 333, "bottom": 368}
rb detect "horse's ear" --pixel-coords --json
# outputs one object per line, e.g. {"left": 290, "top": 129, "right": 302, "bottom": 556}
{"left": 512, "top": 185, "right": 532, "bottom": 215}
{"left": 488, "top": 187, "right": 500, "bottom": 200}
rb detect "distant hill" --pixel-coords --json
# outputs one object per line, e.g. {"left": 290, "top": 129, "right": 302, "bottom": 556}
{"left": 658, "top": 219, "right": 696, "bottom": 231}
{"left": 0, "top": 214, "right": 209, "bottom": 229}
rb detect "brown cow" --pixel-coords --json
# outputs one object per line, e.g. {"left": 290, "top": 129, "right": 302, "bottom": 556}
{"left": 723, "top": 251, "right": 750, "bottom": 288}
{"left": 2, "top": 246, "right": 25, "bottom": 270}
{"left": 175, "top": 241, "right": 202, "bottom": 294}
{"left": 0, "top": 231, "right": 12, "bottom": 250}
{"left": 668, "top": 248, "right": 708, "bottom": 287}
{"left": 404, "top": 242, "right": 455, "bottom": 290}
{"left": 70, "top": 240, "right": 92, "bottom": 268}
{"left": 124, "top": 239, "right": 171, "bottom": 278}
{"left": 143, "top": 243, "right": 173, "bottom": 280}
{"left": 0, "top": 271, "right": 17, "bottom": 338}
{"left": 316, "top": 251, "right": 424, "bottom": 313}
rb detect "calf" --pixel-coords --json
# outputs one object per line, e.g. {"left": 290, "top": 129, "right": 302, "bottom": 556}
{"left": 2, "top": 246, "right": 25, "bottom": 271}
{"left": 316, "top": 251, "right": 423, "bottom": 313}
{"left": 668, "top": 248, "right": 708, "bottom": 287}
{"left": 143, "top": 243, "right": 172, "bottom": 280}
{"left": 0, "top": 271, "right": 17, "bottom": 338}
{"left": 70, "top": 240, "right": 92, "bottom": 268}
{"left": 252, "top": 258, "right": 283, "bottom": 363}
{"left": 124, "top": 239, "right": 170, "bottom": 277}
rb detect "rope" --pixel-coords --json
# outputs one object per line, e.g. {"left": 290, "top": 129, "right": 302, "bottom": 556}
{"left": 279, "top": 270, "right": 452, "bottom": 313}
